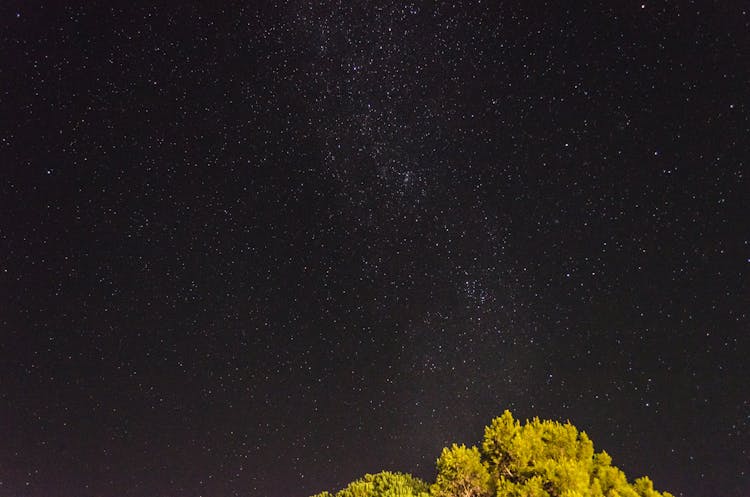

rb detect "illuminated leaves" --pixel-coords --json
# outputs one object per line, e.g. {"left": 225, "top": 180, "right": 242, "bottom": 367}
{"left": 310, "top": 410, "right": 673, "bottom": 497}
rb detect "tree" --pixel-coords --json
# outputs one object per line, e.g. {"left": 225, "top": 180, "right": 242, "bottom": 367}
{"left": 479, "top": 412, "right": 672, "bottom": 497}
{"left": 482, "top": 410, "right": 521, "bottom": 480}
{"left": 309, "top": 410, "right": 673, "bottom": 497}
{"left": 321, "top": 471, "right": 429, "bottom": 497}
{"left": 430, "top": 444, "right": 492, "bottom": 497}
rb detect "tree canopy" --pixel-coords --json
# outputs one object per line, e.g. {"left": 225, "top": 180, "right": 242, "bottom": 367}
{"left": 310, "top": 410, "right": 673, "bottom": 497}
{"left": 311, "top": 471, "right": 429, "bottom": 497}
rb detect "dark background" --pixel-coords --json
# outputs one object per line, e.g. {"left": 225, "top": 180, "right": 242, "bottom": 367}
{"left": 1, "top": 2, "right": 747, "bottom": 497}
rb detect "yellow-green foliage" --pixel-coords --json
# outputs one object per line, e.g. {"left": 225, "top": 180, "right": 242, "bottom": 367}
{"left": 312, "top": 471, "right": 430, "bottom": 497}
{"left": 309, "top": 411, "right": 673, "bottom": 497}
{"left": 431, "top": 444, "right": 491, "bottom": 497}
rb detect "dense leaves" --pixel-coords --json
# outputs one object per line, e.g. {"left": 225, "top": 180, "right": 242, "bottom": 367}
{"left": 311, "top": 471, "right": 430, "bottom": 497}
{"left": 311, "top": 411, "right": 673, "bottom": 497}
{"left": 431, "top": 444, "right": 491, "bottom": 497}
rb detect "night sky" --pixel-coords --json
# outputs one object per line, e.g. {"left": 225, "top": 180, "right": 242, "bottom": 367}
{"left": 2, "top": 2, "right": 748, "bottom": 497}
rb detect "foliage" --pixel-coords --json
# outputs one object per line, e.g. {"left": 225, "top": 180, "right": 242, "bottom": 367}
{"left": 431, "top": 444, "right": 491, "bottom": 497}
{"left": 312, "top": 471, "right": 429, "bottom": 497}
{"left": 309, "top": 411, "right": 673, "bottom": 497}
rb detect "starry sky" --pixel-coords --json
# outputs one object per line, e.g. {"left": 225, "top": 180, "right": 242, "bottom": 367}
{"left": 1, "top": 2, "right": 748, "bottom": 497}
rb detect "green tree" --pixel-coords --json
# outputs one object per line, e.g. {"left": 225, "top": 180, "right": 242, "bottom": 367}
{"left": 431, "top": 443, "right": 492, "bottom": 497}
{"left": 482, "top": 410, "right": 521, "bottom": 480}
{"left": 324, "top": 471, "right": 429, "bottom": 497}
{"left": 480, "top": 412, "right": 672, "bottom": 497}
{"left": 309, "top": 410, "right": 673, "bottom": 497}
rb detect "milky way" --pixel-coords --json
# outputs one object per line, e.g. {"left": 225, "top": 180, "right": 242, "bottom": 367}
{"left": 2, "top": 3, "right": 748, "bottom": 497}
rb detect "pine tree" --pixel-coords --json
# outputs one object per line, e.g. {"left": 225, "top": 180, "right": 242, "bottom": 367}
{"left": 309, "top": 410, "right": 674, "bottom": 497}
{"left": 430, "top": 444, "right": 492, "bottom": 497}
{"left": 482, "top": 409, "right": 521, "bottom": 480}
{"left": 317, "top": 471, "right": 429, "bottom": 497}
